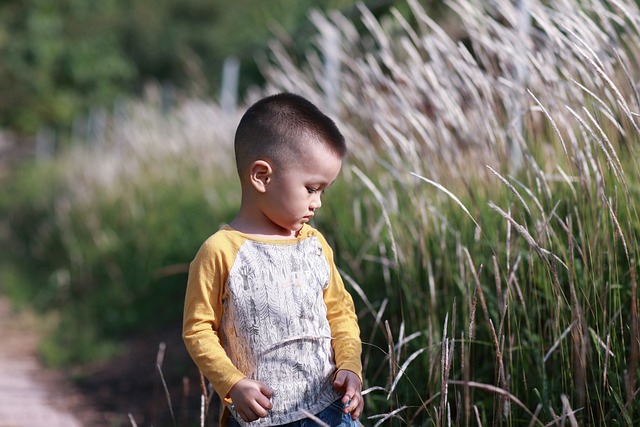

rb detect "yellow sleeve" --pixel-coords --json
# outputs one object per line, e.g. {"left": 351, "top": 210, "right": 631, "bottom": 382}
{"left": 182, "top": 236, "right": 246, "bottom": 400}
{"left": 319, "top": 235, "right": 363, "bottom": 380}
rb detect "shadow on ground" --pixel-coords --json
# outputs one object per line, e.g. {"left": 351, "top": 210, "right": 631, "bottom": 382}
{"left": 72, "top": 322, "right": 222, "bottom": 427}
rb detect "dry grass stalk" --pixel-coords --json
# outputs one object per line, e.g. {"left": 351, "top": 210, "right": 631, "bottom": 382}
{"left": 299, "top": 409, "right": 330, "bottom": 427}
{"left": 528, "top": 404, "right": 543, "bottom": 427}
{"left": 367, "top": 405, "right": 408, "bottom": 427}
{"left": 387, "top": 348, "right": 426, "bottom": 399}
{"left": 412, "top": 172, "right": 481, "bottom": 230}
{"left": 464, "top": 248, "right": 490, "bottom": 326}
{"left": 543, "top": 320, "right": 577, "bottom": 363}
{"left": 448, "top": 380, "right": 543, "bottom": 425}
{"left": 603, "top": 332, "right": 611, "bottom": 389}
{"left": 628, "top": 258, "right": 638, "bottom": 413}
{"left": 182, "top": 377, "right": 190, "bottom": 427}
{"left": 601, "top": 192, "right": 630, "bottom": 262}
{"left": 473, "top": 405, "right": 483, "bottom": 427}
{"left": 566, "top": 106, "right": 621, "bottom": 182}
{"left": 156, "top": 361, "right": 176, "bottom": 427}
{"left": 461, "top": 330, "right": 471, "bottom": 424}
{"left": 566, "top": 217, "right": 587, "bottom": 412}
{"left": 507, "top": 254, "right": 527, "bottom": 312}
{"left": 559, "top": 394, "right": 580, "bottom": 427}
{"left": 352, "top": 166, "right": 399, "bottom": 268}
{"left": 492, "top": 255, "right": 506, "bottom": 319}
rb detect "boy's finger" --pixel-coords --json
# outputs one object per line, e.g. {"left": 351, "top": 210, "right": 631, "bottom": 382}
{"left": 333, "top": 370, "right": 347, "bottom": 388}
{"left": 237, "top": 408, "right": 253, "bottom": 422}
{"left": 343, "top": 381, "right": 357, "bottom": 402}
{"left": 345, "top": 394, "right": 358, "bottom": 413}
{"left": 251, "top": 402, "right": 269, "bottom": 421}
{"left": 343, "top": 395, "right": 363, "bottom": 419}
{"left": 259, "top": 383, "right": 274, "bottom": 400}
{"left": 352, "top": 396, "right": 364, "bottom": 419}
{"left": 255, "top": 393, "right": 273, "bottom": 411}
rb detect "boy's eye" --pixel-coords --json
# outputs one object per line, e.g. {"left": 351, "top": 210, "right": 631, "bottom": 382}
{"left": 307, "top": 187, "right": 318, "bottom": 194}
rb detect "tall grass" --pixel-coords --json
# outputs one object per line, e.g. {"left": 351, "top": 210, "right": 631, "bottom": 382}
{"left": 2, "top": 0, "right": 639, "bottom": 424}
{"left": 262, "top": 0, "right": 640, "bottom": 424}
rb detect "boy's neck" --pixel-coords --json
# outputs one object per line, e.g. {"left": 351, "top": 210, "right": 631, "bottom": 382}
{"left": 229, "top": 214, "right": 299, "bottom": 240}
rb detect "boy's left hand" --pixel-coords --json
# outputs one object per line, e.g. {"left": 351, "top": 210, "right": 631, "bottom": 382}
{"left": 333, "top": 369, "right": 364, "bottom": 420}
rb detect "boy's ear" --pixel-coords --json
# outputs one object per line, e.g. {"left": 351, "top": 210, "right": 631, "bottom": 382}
{"left": 249, "top": 160, "right": 272, "bottom": 193}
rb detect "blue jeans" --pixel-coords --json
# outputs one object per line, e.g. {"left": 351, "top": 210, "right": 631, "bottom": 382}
{"left": 227, "top": 399, "right": 359, "bottom": 427}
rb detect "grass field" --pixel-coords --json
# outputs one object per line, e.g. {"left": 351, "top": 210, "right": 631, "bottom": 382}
{"left": 1, "top": 0, "right": 639, "bottom": 425}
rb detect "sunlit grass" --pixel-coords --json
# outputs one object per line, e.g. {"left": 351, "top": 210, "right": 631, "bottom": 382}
{"left": 265, "top": 0, "right": 640, "bottom": 424}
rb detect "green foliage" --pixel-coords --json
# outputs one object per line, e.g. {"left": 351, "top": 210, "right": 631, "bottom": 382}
{"left": 0, "top": 0, "right": 135, "bottom": 133}
{"left": 1, "top": 0, "right": 416, "bottom": 135}
{"left": 0, "top": 151, "right": 239, "bottom": 365}
{"left": 0, "top": 161, "right": 66, "bottom": 308}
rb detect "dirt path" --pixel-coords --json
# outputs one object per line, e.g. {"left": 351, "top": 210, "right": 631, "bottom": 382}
{"left": 0, "top": 297, "right": 93, "bottom": 427}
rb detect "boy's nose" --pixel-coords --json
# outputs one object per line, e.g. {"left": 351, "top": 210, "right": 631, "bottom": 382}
{"left": 310, "top": 195, "right": 322, "bottom": 210}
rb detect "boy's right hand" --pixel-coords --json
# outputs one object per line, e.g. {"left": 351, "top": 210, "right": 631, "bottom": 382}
{"left": 229, "top": 379, "right": 274, "bottom": 422}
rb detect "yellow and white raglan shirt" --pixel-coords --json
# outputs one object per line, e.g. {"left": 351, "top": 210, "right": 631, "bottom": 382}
{"left": 183, "top": 224, "right": 362, "bottom": 426}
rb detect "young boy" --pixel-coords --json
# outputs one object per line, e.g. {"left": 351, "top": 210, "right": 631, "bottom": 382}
{"left": 183, "top": 93, "right": 363, "bottom": 427}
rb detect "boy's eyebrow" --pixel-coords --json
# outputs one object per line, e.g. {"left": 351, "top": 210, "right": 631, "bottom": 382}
{"left": 311, "top": 180, "right": 336, "bottom": 188}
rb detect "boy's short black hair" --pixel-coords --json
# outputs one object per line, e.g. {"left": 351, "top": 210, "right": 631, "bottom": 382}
{"left": 234, "top": 93, "right": 346, "bottom": 174}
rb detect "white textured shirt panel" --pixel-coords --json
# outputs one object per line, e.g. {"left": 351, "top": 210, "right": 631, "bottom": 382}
{"left": 220, "top": 236, "right": 341, "bottom": 426}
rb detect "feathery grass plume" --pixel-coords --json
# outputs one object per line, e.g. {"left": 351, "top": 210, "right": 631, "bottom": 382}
{"left": 439, "top": 312, "right": 453, "bottom": 426}
{"left": 488, "top": 202, "right": 549, "bottom": 260}
{"left": 384, "top": 320, "right": 397, "bottom": 393}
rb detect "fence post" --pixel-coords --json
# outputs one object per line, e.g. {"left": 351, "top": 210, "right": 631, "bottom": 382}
{"left": 510, "top": 0, "right": 531, "bottom": 173}
{"left": 221, "top": 56, "right": 240, "bottom": 114}
{"left": 35, "top": 127, "right": 55, "bottom": 159}
{"left": 321, "top": 20, "right": 340, "bottom": 114}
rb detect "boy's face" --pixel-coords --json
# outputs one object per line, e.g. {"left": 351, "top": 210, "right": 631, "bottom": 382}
{"left": 259, "top": 141, "right": 342, "bottom": 236}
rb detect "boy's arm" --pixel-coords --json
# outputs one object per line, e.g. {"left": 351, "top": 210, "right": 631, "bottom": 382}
{"left": 320, "top": 238, "right": 363, "bottom": 380}
{"left": 321, "top": 237, "right": 364, "bottom": 419}
{"left": 182, "top": 239, "right": 246, "bottom": 400}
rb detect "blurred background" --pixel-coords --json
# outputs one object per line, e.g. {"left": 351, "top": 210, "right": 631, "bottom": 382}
{"left": 2, "top": 0, "right": 640, "bottom": 426}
